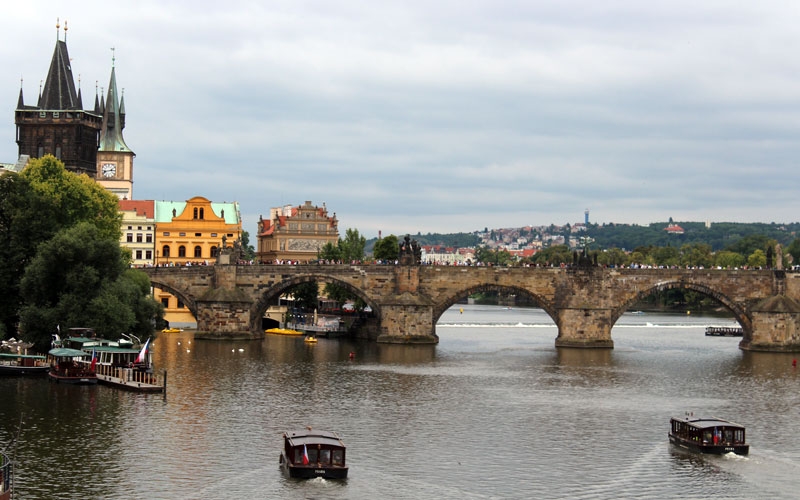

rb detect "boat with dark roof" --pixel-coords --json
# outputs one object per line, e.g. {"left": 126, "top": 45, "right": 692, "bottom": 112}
{"left": 0, "top": 450, "right": 11, "bottom": 500}
{"left": 669, "top": 415, "right": 749, "bottom": 455}
{"left": 46, "top": 348, "right": 97, "bottom": 384}
{"left": 279, "top": 427, "right": 348, "bottom": 479}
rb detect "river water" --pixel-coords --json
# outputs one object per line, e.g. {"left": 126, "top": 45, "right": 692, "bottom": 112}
{"left": 2, "top": 304, "right": 799, "bottom": 499}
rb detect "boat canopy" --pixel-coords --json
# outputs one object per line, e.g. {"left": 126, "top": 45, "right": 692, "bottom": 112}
{"left": 0, "top": 353, "right": 46, "bottom": 359}
{"left": 284, "top": 429, "right": 345, "bottom": 448}
{"left": 48, "top": 348, "right": 89, "bottom": 358}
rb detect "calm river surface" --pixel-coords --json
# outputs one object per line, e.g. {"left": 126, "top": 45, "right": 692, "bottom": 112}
{"left": 2, "top": 304, "right": 799, "bottom": 499}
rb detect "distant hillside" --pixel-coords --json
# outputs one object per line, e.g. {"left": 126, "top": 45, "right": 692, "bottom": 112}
{"left": 366, "top": 232, "right": 481, "bottom": 252}
{"left": 585, "top": 221, "right": 800, "bottom": 252}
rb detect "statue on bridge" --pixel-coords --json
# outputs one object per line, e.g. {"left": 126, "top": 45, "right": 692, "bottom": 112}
{"left": 573, "top": 247, "right": 597, "bottom": 268}
{"left": 399, "top": 235, "right": 421, "bottom": 265}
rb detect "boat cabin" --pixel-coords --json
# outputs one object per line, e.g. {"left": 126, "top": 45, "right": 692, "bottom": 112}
{"left": 669, "top": 415, "right": 749, "bottom": 455}
{"left": 279, "top": 428, "right": 348, "bottom": 479}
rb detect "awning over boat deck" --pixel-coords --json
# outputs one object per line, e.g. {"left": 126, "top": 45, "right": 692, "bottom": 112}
{"left": 0, "top": 353, "right": 46, "bottom": 359}
{"left": 48, "top": 348, "right": 90, "bottom": 358}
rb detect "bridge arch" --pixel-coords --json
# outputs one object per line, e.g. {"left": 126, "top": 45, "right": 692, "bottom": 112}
{"left": 249, "top": 273, "right": 379, "bottom": 332}
{"left": 432, "top": 284, "right": 557, "bottom": 327}
{"left": 612, "top": 280, "right": 752, "bottom": 339}
{"left": 148, "top": 279, "right": 198, "bottom": 319}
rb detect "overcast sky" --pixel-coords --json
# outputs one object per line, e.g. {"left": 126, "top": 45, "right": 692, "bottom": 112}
{"left": 3, "top": 1, "right": 800, "bottom": 238}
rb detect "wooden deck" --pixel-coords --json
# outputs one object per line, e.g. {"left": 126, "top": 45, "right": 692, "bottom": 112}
{"left": 94, "top": 364, "right": 165, "bottom": 393}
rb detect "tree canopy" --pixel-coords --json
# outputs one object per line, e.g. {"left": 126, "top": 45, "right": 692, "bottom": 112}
{"left": 0, "top": 156, "right": 161, "bottom": 348}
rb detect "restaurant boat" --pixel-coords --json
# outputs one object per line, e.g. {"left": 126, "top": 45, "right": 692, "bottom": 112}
{"left": 0, "top": 450, "right": 11, "bottom": 500}
{"left": 0, "top": 352, "right": 49, "bottom": 376}
{"left": 279, "top": 428, "right": 348, "bottom": 479}
{"left": 668, "top": 415, "right": 749, "bottom": 455}
{"left": 47, "top": 348, "right": 97, "bottom": 384}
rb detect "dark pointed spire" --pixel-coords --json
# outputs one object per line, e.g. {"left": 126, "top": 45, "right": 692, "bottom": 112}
{"left": 17, "top": 77, "right": 25, "bottom": 108}
{"left": 94, "top": 80, "right": 101, "bottom": 113}
{"left": 39, "top": 24, "right": 80, "bottom": 110}
{"left": 99, "top": 50, "right": 131, "bottom": 153}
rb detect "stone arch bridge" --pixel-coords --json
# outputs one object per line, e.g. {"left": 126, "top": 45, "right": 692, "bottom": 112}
{"left": 141, "top": 264, "right": 800, "bottom": 352}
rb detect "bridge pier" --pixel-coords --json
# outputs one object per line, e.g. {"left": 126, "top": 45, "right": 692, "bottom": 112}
{"left": 740, "top": 296, "right": 800, "bottom": 352}
{"left": 376, "top": 303, "right": 439, "bottom": 344}
{"left": 554, "top": 308, "right": 614, "bottom": 349}
{"left": 194, "top": 297, "right": 262, "bottom": 341}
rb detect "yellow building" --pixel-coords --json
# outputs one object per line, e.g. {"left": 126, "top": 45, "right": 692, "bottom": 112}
{"left": 153, "top": 196, "right": 242, "bottom": 325}
{"left": 256, "top": 201, "right": 338, "bottom": 263}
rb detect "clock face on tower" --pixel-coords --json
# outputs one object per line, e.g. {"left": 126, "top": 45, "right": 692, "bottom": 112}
{"left": 101, "top": 163, "right": 117, "bottom": 178}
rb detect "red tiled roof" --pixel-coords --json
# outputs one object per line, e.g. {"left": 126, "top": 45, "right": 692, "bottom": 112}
{"left": 118, "top": 199, "right": 154, "bottom": 218}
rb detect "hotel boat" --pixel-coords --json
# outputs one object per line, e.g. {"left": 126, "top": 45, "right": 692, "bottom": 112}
{"left": 669, "top": 415, "right": 749, "bottom": 455}
{"left": 279, "top": 428, "right": 348, "bottom": 479}
{"left": 47, "top": 348, "right": 97, "bottom": 384}
{"left": 0, "top": 450, "right": 11, "bottom": 500}
{"left": 0, "top": 352, "right": 49, "bottom": 376}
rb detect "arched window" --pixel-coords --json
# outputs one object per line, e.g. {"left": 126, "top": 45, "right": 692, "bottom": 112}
{"left": 178, "top": 246, "right": 186, "bottom": 257}
{"left": 193, "top": 207, "right": 198, "bottom": 219}
{"left": 199, "top": 207, "right": 205, "bottom": 219}
{"left": 55, "top": 145, "right": 62, "bottom": 159}
{"left": 194, "top": 245, "right": 202, "bottom": 258}
{"left": 162, "top": 245, "right": 170, "bottom": 257}
{"left": 37, "top": 145, "right": 44, "bottom": 157}
{"left": 210, "top": 246, "right": 218, "bottom": 257}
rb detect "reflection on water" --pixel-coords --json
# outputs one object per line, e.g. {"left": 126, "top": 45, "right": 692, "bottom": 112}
{"left": 1, "top": 304, "right": 798, "bottom": 499}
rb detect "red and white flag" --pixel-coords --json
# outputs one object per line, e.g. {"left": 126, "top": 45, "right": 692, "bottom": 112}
{"left": 135, "top": 338, "right": 150, "bottom": 364}
{"left": 302, "top": 444, "right": 309, "bottom": 465}
{"left": 90, "top": 348, "right": 97, "bottom": 371}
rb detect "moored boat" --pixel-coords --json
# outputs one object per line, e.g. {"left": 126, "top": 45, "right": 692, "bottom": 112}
{"left": 0, "top": 450, "right": 11, "bottom": 500}
{"left": 705, "top": 326, "right": 743, "bottom": 337}
{"left": 669, "top": 415, "right": 749, "bottom": 455}
{"left": 279, "top": 428, "right": 348, "bottom": 479}
{"left": 0, "top": 353, "right": 49, "bottom": 376}
{"left": 47, "top": 348, "right": 97, "bottom": 384}
{"left": 266, "top": 328, "right": 304, "bottom": 336}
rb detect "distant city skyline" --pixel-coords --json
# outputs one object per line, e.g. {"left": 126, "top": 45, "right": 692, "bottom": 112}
{"left": 3, "top": 2, "right": 800, "bottom": 238}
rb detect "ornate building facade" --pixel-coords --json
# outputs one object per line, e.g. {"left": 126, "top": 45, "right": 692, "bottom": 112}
{"left": 256, "top": 201, "right": 339, "bottom": 263}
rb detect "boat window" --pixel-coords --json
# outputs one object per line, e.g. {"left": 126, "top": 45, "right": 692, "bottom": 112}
{"left": 319, "top": 449, "right": 330, "bottom": 464}
{"left": 307, "top": 448, "right": 318, "bottom": 464}
{"left": 332, "top": 450, "right": 343, "bottom": 466}
{"left": 294, "top": 448, "right": 303, "bottom": 464}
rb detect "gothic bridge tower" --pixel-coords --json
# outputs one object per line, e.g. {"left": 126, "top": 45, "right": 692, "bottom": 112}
{"left": 14, "top": 20, "right": 102, "bottom": 176}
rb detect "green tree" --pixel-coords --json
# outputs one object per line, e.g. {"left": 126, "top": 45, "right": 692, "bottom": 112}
{"left": 475, "top": 246, "right": 514, "bottom": 266}
{"left": 747, "top": 249, "right": 767, "bottom": 268}
{"left": 373, "top": 234, "right": 399, "bottom": 261}
{"left": 786, "top": 238, "right": 800, "bottom": 267}
{"left": 714, "top": 251, "right": 746, "bottom": 269}
{"left": 531, "top": 245, "right": 572, "bottom": 266}
{"left": 596, "top": 248, "right": 628, "bottom": 267}
{"left": 679, "top": 243, "right": 713, "bottom": 268}
{"left": 292, "top": 281, "right": 319, "bottom": 311}
{"left": 22, "top": 155, "right": 122, "bottom": 241}
{"left": 318, "top": 241, "right": 342, "bottom": 261}
{"left": 338, "top": 228, "right": 366, "bottom": 262}
{"left": 240, "top": 230, "right": 256, "bottom": 261}
{"left": 19, "top": 222, "right": 161, "bottom": 351}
